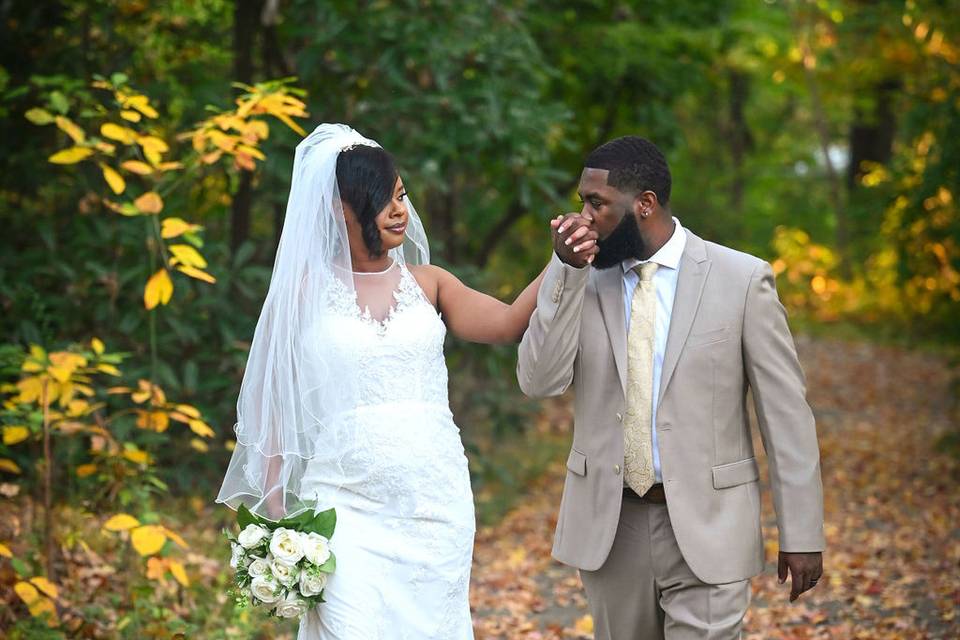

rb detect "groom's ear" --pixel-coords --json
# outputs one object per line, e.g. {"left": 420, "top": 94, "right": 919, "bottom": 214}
{"left": 633, "top": 190, "right": 658, "bottom": 219}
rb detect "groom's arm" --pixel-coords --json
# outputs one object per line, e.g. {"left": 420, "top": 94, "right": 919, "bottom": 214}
{"left": 742, "top": 260, "right": 825, "bottom": 553}
{"left": 517, "top": 253, "right": 590, "bottom": 398}
{"left": 742, "top": 260, "right": 825, "bottom": 601}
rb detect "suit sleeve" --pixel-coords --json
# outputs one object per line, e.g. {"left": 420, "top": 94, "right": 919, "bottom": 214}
{"left": 742, "top": 261, "right": 826, "bottom": 552}
{"left": 517, "top": 253, "right": 590, "bottom": 398}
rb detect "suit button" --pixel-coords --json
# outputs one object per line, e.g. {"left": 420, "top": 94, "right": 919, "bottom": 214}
{"left": 616, "top": 413, "right": 623, "bottom": 421}
{"left": 613, "top": 464, "right": 621, "bottom": 475}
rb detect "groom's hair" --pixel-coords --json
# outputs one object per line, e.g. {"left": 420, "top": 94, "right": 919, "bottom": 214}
{"left": 585, "top": 136, "right": 671, "bottom": 206}
{"left": 336, "top": 145, "right": 399, "bottom": 257}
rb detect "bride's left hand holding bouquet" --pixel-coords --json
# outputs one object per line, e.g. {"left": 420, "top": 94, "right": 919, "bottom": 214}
{"left": 225, "top": 503, "right": 337, "bottom": 619}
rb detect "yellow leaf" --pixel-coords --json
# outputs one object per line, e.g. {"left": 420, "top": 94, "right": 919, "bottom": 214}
{"left": 125, "top": 95, "right": 159, "bottom": 119}
{"left": 161, "top": 217, "right": 197, "bottom": 239}
{"left": 97, "top": 363, "right": 121, "bottom": 376}
{"left": 120, "top": 109, "right": 142, "bottom": 122}
{"left": 177, "top": 264, "right": 217, "bottom": 284}
{"left": 91, "top": 337, "right": 105, "bottom": 355}
{"left": 15, "top": 377, "right": 44, "bottom": 403}
{"left": 121, "top": 160, "right": 154, "bottom": 175}
{"left": 163, "top": 527, "right": 190, "bottom": 549}
{"left": 75, "top": 464, "right": 97, "bottom": 477}
{"left": 168, "top": 560, "right": 190, "bottom": 587}
{"left": 168, "top": 244, "right": 207, "bottom": 269}
{"left": 3, "top": 426, "right": 30, "bottom": 446}
{"left": 0, "top": 458, "right": 21, "bottom": 474}
{"left": 188, "top": 419, "right": 215, "bottom": 438}
{"left": 201, "top": 150, "right": 223, "bottom": 164}
{"left": 100, "top": 123, "right": 137, "bottom": 144}
{"left": 236, "top": 144, "right": 265, "bottom": 160}
{"left": 49, "top": 146, "right": 93, "bottom": 164}
{"left": 15, "top": 580, "right": 58, "bottom": 623}
{"left": 146, "top": 556, "right": 167, "bottom": 581}
{"left": 103, "top": 513, "right": 141, "bottom": 531}
{"left": 246, "top": 120, "right": 269, "bottom": 140}
{"left": 144, "top": 269, "right": 173, "bottom": 309}
{"left": 134, "top": 191, "right": 163, "bottom": 214}
{"left": 137, "top": 135, "right": 169, "bottom": 155}
{"left": 136, "top": 410, "right": 169, "bottom": 433}
{"left": 100, "top": 164, "right": 126, "bottom": 195}
{"left": 123, "top": 449, "right": 150, "bottom": 465}
{"left": 574, "top": 614, "right": 594, "bottom": 635}
{"left": 29, "top": 577, "right": 59, "bottom": 599}
{"left": 175, "top": 404, "right": 201, "bottom": 418}
{"left": 14, "top": 581, "right": 40, "bottom": 605}
{"left": 55, "top": 116, "right": 85, "bottom": 144}
{"left": 190, "top": 438, "right": 209, "bottom": 453}
{"left": 234, "top": 153, "right": 256, "bottom": 172}
{"left": 0, "top": 542, "right": 11, "bottom": 557}
{"left": 157, "top": 161, "right": 184, "bottom": 172}
{"left": 131, "top": 525, "right": 167, "bottom": 556}
{"left": 94, "top": 141, "right": 117, "bottom": 154}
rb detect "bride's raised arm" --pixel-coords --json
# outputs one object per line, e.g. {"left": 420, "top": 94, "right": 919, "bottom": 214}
{"left": 409, "top": 264, "right": 545, "bottom": 344}
{"left": 410, "top": 217, "right": 597, "bottom": 344}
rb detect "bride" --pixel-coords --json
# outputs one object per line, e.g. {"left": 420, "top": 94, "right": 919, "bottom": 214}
{"left": 216, "top": 124, "right": 596, "bottom": 638}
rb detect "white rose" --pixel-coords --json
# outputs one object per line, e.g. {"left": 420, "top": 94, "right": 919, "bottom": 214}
{"left": 269, "top": 527, "right": 305, "bottom": 564}
{"left": 250, "top": 575, "right": 282, "bottom": 604}
{"left": 299, "top": 564, "right": 329, "bottom": 597}
{"left": 270, "top": 557, "right": 300, "bottom": 588}
{"left": 301, "top": 532, "right": 331, "bottom": 566}
{"left": 238, "top": 523, "right": 270, "bottom": 549}
{"left": 247, "top": 555, "right": 271, "bottom": 578}
{"left": 229, "top": 542, "right": 246, "bottom": 569}
{"left": 273, "top": 591, "right": 309, "bottom": 619}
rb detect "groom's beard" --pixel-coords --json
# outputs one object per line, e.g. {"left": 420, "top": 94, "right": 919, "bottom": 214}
{"left": 592, "top": 211, "right": 647, "bottom": 270}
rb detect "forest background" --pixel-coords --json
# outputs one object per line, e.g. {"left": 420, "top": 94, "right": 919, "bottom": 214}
{"left": 0, "top": 0, "right": 957, "bottom": 637}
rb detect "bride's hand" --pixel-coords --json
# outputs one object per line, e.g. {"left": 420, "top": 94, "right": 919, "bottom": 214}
{"left": 551, "top": 212, "right": 598, "bottom": 268}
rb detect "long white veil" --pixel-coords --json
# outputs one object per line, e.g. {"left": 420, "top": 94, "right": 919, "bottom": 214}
{"left": 216, "top": 123, "right": 429, "bottom": 518}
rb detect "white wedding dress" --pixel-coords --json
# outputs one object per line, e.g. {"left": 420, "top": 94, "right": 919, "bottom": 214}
{"left": 297, "top": 263, "right": 476, "bottom": 639}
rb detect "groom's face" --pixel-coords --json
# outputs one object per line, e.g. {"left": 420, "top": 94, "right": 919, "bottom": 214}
{"left": 578, "top": 168, "right": 646, "bottom": 269}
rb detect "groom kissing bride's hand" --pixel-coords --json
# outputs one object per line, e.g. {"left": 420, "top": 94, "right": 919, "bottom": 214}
{"left": 551, "top": 212, "right": 599, "bottom": 268}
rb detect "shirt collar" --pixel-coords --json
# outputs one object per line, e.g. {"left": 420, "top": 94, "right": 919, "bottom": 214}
{"left": 621, "top": 216, "right": 687, "bottom": 274}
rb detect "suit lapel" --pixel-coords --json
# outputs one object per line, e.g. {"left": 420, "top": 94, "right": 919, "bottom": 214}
{"left": 596, "top": 266, "right": 628, "bottom": 394}
{"left": 658, "top": 231, "right": 711, "bottom": 406}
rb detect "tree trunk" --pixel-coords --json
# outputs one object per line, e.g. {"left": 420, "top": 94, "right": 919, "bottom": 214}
{"left": 230, "top": 0, "right": 262, "bottom": 255}
{"left": 847, "top": 79, "right": 898, "bottom": 190}
{"left": 727, "top": 70, "right": 752, "bottom": 216}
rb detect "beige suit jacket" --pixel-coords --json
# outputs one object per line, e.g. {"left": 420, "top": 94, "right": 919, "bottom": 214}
{"left": 517, "top": 228, "right": 825, "bottom": 584}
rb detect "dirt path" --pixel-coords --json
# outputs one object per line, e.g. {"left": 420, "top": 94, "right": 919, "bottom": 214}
{"left": 470, "top": 337, "right": 960, "bottom": 639}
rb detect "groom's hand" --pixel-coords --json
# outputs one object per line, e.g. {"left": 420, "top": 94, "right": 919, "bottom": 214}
{"left": 551, "top": 213, "right": 598, "bottom": 268}
{"left": 778, "top": 551, "right": 823, "bottom": 602}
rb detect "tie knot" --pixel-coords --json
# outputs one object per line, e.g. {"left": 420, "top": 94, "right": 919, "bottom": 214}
{"left": 635, "top": 262, "right": 659, "bottom": 282}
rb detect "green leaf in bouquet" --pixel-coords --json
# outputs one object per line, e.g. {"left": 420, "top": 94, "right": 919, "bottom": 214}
{"left": 237, "top": 503, "right": 258, "bottom": 530}
{"left": 318, "top": 551, "right": 336, "bottom": 574}
{"left": 303, "top": 508, "right": 337, "bottom": 538}
{"left": 276, "top": 508, "right": 315, "bottom": 530}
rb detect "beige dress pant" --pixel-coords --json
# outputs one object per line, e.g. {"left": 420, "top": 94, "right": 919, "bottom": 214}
{"left": 579, "top": 493, "right": 751, "bottom": 640}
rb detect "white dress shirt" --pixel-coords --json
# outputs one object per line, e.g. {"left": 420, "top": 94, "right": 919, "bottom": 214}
{"left": 621, "top": 217, "right": 686, "bottom": 483}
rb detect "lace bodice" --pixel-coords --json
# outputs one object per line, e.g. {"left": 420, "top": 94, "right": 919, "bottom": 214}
{"left": 317, "top": 263, "right": 449, "bottom": 410}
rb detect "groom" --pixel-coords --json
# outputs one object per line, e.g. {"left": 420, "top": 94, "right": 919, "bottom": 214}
{"left": 518, "top": 136, "right": 824, "bottom": 638}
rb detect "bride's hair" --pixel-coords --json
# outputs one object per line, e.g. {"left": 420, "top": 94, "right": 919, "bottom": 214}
{"left": 336, "top": 145, "right": 398, "bottom": 257}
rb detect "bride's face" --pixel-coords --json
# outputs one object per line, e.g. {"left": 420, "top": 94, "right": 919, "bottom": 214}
{"left": 344, "top": 176, "right": 409, "bottom": 259}
{"left": 374, "top": 176, "right": 409, "bottom": 253}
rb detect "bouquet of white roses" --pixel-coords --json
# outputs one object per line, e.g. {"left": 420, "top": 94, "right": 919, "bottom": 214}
{"left": 225, "top": 504, "right": 337, "bottom": 619}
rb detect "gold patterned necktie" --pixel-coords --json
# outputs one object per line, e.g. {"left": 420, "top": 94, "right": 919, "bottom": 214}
{"left": 623, "top": 262, "right": 659, "bottom": 495}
